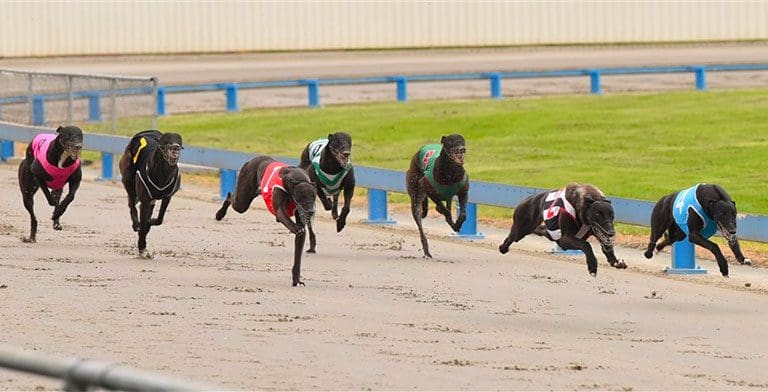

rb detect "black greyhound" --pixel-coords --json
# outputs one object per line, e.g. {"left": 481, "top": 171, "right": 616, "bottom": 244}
{"left": 17, "top": 126, "right": 83, "bottom": 243}
{"left": 644, "top": 183, "right": 751, "bottom": 277}
{"left": 406, "top": 134, "right": 468, "bottom": 258}
{"left": 215, "top": 156, "right": 317, "bottom": 286}
{"left": 499, "top": 183, "right": 627, "bottom": 276}
{"left": 299, "top": 132, "right": 355, "bottom": 253}
{"left": 119, "top": 130, "right": 183, "bottom": 259}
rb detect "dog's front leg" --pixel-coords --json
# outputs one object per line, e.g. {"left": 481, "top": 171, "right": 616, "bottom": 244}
{"left": 51, "top": 172, "right": 81, "bottom": 230}
{"left": 292, "top": 215, "right": 306, "bottom": 286}
{"left": 149, "top": 197, "right": 171, "bottom": 226}
{"left": 336, "top": 180, "right": 354, "bottom": 232}
{"left": 558, "top": 235, "right": 598, "bottom": 276}
{"left": 432, "top": 197, "right": 455, "bottom": 228}
{"left": 137, "top": 201, "right": 156, "bottom": 259}
{"left": 688, "top": 231, "right": 729, "bottom": 277}
{"left": 727, "top": 236, "right": 752, "bottom": 266}
{"left": 600, "top": 243, "right": 627, "bottom": 269}
{"left": 452, "top": 190, "right": 468, "bottom": 232}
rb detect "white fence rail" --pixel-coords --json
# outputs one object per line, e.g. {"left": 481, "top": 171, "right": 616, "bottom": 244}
{"left": 1, "top": 1, "right": 767, "bottom": 57}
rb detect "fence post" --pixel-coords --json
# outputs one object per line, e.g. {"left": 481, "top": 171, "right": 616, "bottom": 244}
{"left": 156, "top": 87, "right": 166, "bottom": 116}
{"left": 225, "top": 83, "right": 239, "bottom": 112}
{"left": 694, "top": 66, "right": 707, "bottom": 91}
{"left": 362, "top": 189, "right": 396, "bottom": 224}
{"left": 589, "top": 70, "right": 602, "bottom": 94}
{"left": 488, "top": 73, "right": 502, "bottom": 99}
{"left": 32, "top": 96, "right": 45, "bottom": 126}
{"left": 1, "top": 140, "right": 14, "bottom": 162}
{"left": 99, "top": 152, "right": 113, "bottom": 180}
{"left": 220, "top": 169, "right": 237, "bottom": 200}
{"left": 394, "top": 77, "right": 408, "bottom": 102}
{"left": 306, "top": 79, "right": 321, "bottom": 108}
{"left": 454, "top": 202, "right": 484, "bottom": 239}
{"left": 88, "top": 93, "right": 102, "bottom": 122}
{"left": 667, "top": 239, "right": 707, "bottom": 274}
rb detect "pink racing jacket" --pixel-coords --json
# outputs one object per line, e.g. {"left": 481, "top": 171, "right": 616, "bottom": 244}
{"left": 31, "top": 133, "right": 80, "bottom": 190}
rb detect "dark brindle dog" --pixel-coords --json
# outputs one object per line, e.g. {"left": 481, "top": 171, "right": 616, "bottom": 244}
{"left": 119, "top": 130, "right": 183, "bottom": 259}
{"left": 644, "top": 183, "right": 751, "bottom": 277}
{"left": 499, "top": 183, "right": 627, "bottom": 276}
{"left": 299, "top": 132, "right": 355, "bottom": 253}
{"left": 406, "top": 134, "right": 469, "bottom": 258}
{"left": 215, "top": 156, "right": 317, "bottom": 286}
{"left": 17, "top": 126, "right": 83, "bottom": 243}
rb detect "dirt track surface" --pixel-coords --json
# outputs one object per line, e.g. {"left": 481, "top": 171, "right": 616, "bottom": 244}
{"left": 2, "top": 164, "right": 768, "bottom": 390}
{"left": 2, "top": 43, "right": 768, "bottom": 114}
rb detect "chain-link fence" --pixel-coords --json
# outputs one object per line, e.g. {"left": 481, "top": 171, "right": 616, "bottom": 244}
{"left": 0, "top": 69, "right": 157, "bottom": 135}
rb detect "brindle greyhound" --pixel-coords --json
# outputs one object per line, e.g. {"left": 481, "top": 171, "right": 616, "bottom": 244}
{"left": 406, "top": 134, "right": 468, "bottom": 258}
{"left": 299, "top": 132, "right": 355, "bottom": 253}
{"left": 17, "top": 126, "right": 83, "bottom": 243}
{"left": 645, "top": 183, "right": 751, "bottom": 277}
{"left": 499, "top": 183, "right": 627, "bottom": 276}
{"left": 215, "top": 156, "right": 317, "bottom": 286}
{"left": 119, "top": 130, "right": 183, "bottom": 259}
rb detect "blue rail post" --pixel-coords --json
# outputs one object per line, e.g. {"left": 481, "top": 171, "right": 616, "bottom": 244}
{"left": 157, "top": 87, "right": 166, "bottom": 116}
{"left": 667, "top": 240, "right": 707, "bottom": 274}
{"left": 32, "top": 96, "right": 45, "bottom": 126}
{"left": 220, "top": 169, "right": 237, "bottom": 200}
{"left": 225, "top": 83, "right": 239, "bottom": 112}
{"left": 694, "top": 66, "right": 707, "bottom": 91}
{"left": 589, "top": 70, "right": 602, "bottom": 95}
{"left": 454, "top": 202, "right": 484, "bottom": 239}
{"left": 88, "top": 94, "right": 102, "bottom": 122}
{"left": 1, "top": 140, "right": 13, "bottom": 162}
{"left": 362, "top": 189, "right": 396, "bottom": 224}
{"left": 394, "top": 77, "right": 408, "bottom": 102}
{"left": 306, "top": 79, "right": 321, "bottom": 108}
{"left": 99, "top": 152, "right": 113, "bottom": 180}
{"left": 488, "top": 73, "right": 502, "bottom": 99}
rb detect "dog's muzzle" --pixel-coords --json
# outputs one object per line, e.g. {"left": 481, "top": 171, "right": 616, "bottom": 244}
{"left": 65, "top": 142, "right": 83, "bottom": 158}
{"left": 160, "top": 144, "right": 183, "bottom": 165}
{"left": 449, "top": 147, "right": 466, "bottom": 165}
{"left": 331, "top": 147, "right": 351, "bottom": 167}
{"left": 296, "top": 204, "right": 315, "bottom": 225}
{"left": 718, "top": 223, "right": 737, "bottom": 243}
{"left": 592, "top": 224, "right": 615, "bottom": 247}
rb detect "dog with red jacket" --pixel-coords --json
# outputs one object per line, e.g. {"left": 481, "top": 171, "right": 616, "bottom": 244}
{"left": 216, "top": 156, "right": 317, "bottom": 286}
{"left": 17, "top": 126, "right": 83, "bottom": 243}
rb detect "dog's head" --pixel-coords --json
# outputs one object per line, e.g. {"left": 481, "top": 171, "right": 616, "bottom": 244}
{"left": 158, "top": 132, "right": 183, "bottom": 165}
{"left": 584, "top": 195, "right": 616, "bottom": 247}
{"left": 55, "top": 126, "right": 83, "bottom": 159}
{"left": 440, "top": 134, "right": 466, "bottom": 166}
{"left": 710, "top": 199, "right": 738, "bottom": 242}
{"left": 280, "top": 166, "right": 317, "bottom": 223}
{"left": 327, "top": 132, "right": 352, "bottom": 167}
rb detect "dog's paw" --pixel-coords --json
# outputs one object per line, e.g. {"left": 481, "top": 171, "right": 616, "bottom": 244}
{"left": 52, "top": 222, "right": 62, "bottom": 231}
{"left": 306, "top": 248, "right": 316, "bottom": 254}
{"left": 21, "top": 237, "right": 36, "bottom": 244}
{"left": 741, "top": 258, "right": 753, "bottom": 266}
{"left": 138, "top": 249, "right": 154, "bottom": 260}
{"left": 292, "top": 280, "right": 305, "bottom": 287}
{"left": 643, "top": 250, "right": 654, "bottom": 259}
{"left": 499, "top": 244, "right": 509, "bottom": 254}
{"left": 614, "top": 260, "right": 628, "bottom": 269}
{"left": 589, "top": 272, "right": 597, "bottom": 277}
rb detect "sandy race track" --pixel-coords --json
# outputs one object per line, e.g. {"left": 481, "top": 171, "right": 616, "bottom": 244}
{"left": 1, "top": 164, "right": 768, "bottom": 390}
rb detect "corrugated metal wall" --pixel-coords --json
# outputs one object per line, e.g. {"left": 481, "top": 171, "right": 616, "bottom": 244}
{"left": 1, "top": 1, "right": 766, "bottom": 58}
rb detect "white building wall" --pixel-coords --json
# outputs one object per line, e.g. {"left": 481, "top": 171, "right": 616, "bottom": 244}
{"left": 1, "top": 1, "right": 766, "bottom": 57}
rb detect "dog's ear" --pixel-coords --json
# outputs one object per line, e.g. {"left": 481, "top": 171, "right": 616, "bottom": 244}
{"left": 584, "top": 194, "right": 596, "bottom": 208}
{"left": 604, "top": 199, "right": 612, "bottom": 204}
{"left": 56, "top": 126, "right": 63, "bottom": 133}
{"left": 440, "top": 136, "right": 446, "bottom": 144}
{"left": 732, "top": 200, "right": 737, "bottom": 207}
{"left": 328, "top": 133, "right": 333, "bottom": 139}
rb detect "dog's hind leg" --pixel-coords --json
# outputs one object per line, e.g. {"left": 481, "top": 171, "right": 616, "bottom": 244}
{"left": 18, "top": 161, "right": 39, "bottom": 243}
{"left": 645, "top": 196, "right": 673, "bottom": 258}
{"left": 411, "top": 192, "right": 432, "bottom": 258}
{"left": 421, "top": 197, "right": 428, "bottom": 218}
{"left": 500, "top": 201, "right": 541, "bottom": 254}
